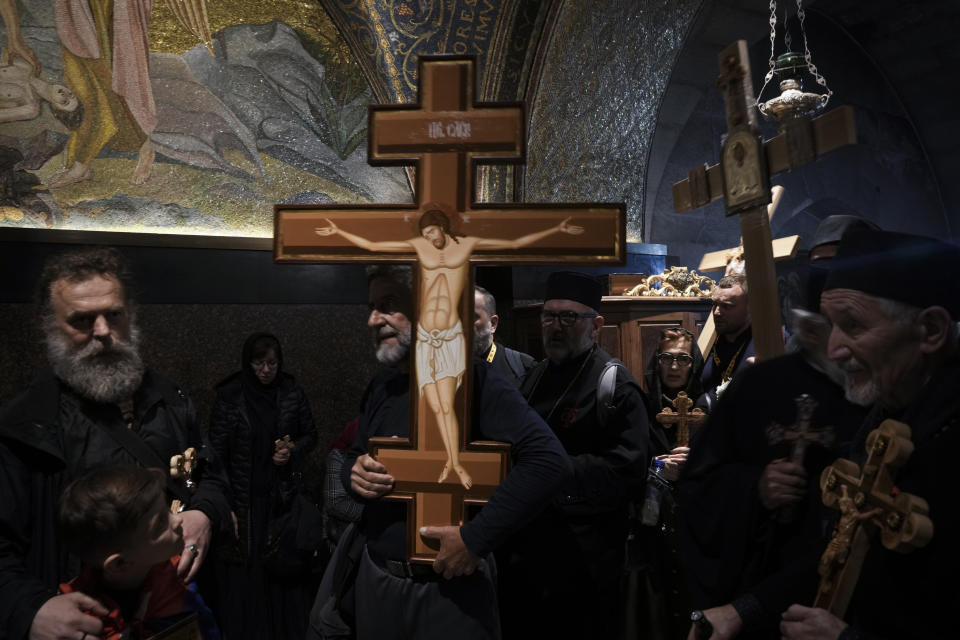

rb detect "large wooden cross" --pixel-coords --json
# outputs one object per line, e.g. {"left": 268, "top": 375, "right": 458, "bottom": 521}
{"left": 673, "top": 40, "right": 856, "bottom": 361}
{"left": 696, "top": 185, "right": 798, "bottom": 357}
{"left": 275, "top": 56, "right": 624, "bottom": 562}
{"left": 813, "top": 419, "right": 933, "bottom": 617}
{"left": 655, "top": 391, "right": 707, "bottom": 448}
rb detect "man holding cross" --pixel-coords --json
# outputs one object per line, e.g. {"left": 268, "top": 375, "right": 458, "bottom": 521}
{"left": 677, "top": 221, "right": 873, "bottom": 639}
{"left": 342, "top": 265, "right": 571, "bottom": 639}
{"left": 780, "top": 229, "right": 960, "bottom": 640}
{"left": 317, "top": 206, "right": 582, "bottom": 490}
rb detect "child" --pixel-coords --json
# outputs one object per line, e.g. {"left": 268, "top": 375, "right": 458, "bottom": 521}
{"left": 56, "top": 465, "right": 220, "bottom": 639}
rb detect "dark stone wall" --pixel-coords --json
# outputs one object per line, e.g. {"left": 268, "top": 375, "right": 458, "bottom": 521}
{"left": 0, "top": 240, "right": 382, "bottom": 494}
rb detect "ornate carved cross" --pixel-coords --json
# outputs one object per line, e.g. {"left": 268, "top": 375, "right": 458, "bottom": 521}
{"left": 655, "top": 391, "right": 707, "bottom": 448}
{"left": 673, "top": 40, "right": 856, "bottom": 361}
{"left": 814, "top": 419, "right": 933, "bottom": 617}
{"left": 275, "top": 56, "right": 625, "bottom": 562}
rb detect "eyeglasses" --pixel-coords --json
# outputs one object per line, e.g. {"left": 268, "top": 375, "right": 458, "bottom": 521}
{"left": 251, "top": 360, "right": 279, "bottom": 371}
{"left": 540, "top": 311, "right": 598, "bottom": 327}
{"left": 657, "top": 353, "right": 693, "bottom": 367}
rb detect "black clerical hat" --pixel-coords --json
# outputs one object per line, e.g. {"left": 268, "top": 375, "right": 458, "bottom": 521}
{"left": 545, "top": 271, "right": 603, "bottom": 311}
{"left": 823, "top": 229, "right": 960, "bottom": 318}
{"left": 809, "top": 215, "right": 879, "bottom": 253}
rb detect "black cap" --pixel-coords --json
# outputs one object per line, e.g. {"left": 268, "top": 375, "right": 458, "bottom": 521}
{"left": 823, "top": 229, "right": 960, "bottom": 318}
{"left": 545, "top": 271, "right": 603, "bottom": 311}
{"left": 809, "top": 215, "right": 880, "bottom": 253}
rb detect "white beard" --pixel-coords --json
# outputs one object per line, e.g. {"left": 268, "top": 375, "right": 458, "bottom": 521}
{"left": 374, "top": 325, "right": 412, "bottom": 365}
{"left": 46, "top": 325, "right": 145, "bottom": 404}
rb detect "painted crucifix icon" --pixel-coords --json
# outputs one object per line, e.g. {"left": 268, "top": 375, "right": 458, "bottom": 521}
{"left": 276, "top": 55, "right": 624, "bottom": 561}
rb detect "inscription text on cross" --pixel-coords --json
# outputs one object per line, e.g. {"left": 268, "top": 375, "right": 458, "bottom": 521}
{"left": 275, "top": 56, "right": 624, "bottom": 562}
{"left": 814, "top": 419, "right": 933, "bottom": 617}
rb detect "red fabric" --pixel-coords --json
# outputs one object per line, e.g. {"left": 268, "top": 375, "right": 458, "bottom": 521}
{"left": 60, "top": 556, "right": 186, "bottom": 639}
{"left": 329, "top": 417, "right": 359, "bottom": 453}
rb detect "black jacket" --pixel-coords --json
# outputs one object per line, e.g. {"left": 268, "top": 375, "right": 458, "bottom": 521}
{"left": 208, "top": 371, "right": 317, "bottom": 557}
{"left": 0, "top": 370, "right": 232, "bottom": 640}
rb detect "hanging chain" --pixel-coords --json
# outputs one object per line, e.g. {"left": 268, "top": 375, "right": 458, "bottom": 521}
{"left": 796, "top": 0, "right": 833, "bottom": 107}
{"left": 757, "top": 0, "right": 833, "bottom": 114}
{"left": 757, "top": 0, "right": 780, "bottom": 113}
{"left": 783, "top": 1, "right": 792, "bottom": 51}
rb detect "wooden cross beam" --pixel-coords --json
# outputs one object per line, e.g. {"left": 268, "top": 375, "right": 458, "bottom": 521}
{"left": 673, "top": 40, "right": 856, "bottom": 362}
{"left": 655, "top": 391, "right": 707, "bottom": 448}
{"left": 813, "top": 419, "right": 933, "bottom": 617}
{"left": 696, "top": 185, "right": 796, "bottom": 357}
{"left": 275, "top": 56, "right": 625, "bottom": 562}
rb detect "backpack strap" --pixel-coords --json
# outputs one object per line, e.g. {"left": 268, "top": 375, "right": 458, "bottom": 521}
{"left": 596, "top": 359, "right": 623, "bottom": 424}
{"left": 503, "top": 347, "right": 526, "bottom": 381}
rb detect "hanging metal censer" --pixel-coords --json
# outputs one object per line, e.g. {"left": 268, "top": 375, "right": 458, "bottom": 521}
{"left": 755, "top": 0, "right": 834, "bottom": 168}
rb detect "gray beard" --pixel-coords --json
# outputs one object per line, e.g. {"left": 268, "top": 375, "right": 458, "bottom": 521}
{"left": 473, "top": 326, "right": 493, "bottom": 357}
{"left": 46, "top": 326, "right": 145, "bottom": 404}
{"left": 543, "top": 331, "right": 594, "bottom": 365}
{"left": 838, "top": 357, "right": 880, "bottom": 407}
{"left": 375, "top": 325, "right": 412, "bottom": 366}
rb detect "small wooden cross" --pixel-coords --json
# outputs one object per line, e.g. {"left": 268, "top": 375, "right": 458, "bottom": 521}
{"left": 274, "top": 435, "right": 295, "bottom": 452}
{"left": 169, "top": 446, "right": 198, "bottom": 514}
{"left": 655, "top": 391, "right": 707, "bottom": 448}
{"left": 766, "top": 394, "right": 834, "bottom": 464}
{"left": 813, "top": 419, "right": 933, "bottom": 617}
{"left": 275, "top": 56, "right": 625, "bottom": 562}
{"left": 673, "top": 40, "right": 856, "bottom": 362}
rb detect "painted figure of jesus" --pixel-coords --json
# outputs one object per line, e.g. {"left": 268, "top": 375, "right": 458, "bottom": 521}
{"left": 315, "top": 207, "right": 583, "bottom": 489}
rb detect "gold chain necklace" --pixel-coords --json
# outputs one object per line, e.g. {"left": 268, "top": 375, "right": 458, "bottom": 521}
{"left": 713, "top": 340, "right": 746, "bottom": 384}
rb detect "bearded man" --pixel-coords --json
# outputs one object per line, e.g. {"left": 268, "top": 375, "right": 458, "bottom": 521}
{"left": 498, "top": 271, "right": 650, "bottom": 639}
{"left": 329, "top": 265, "right": 571, "bottom": 640}
{"left": 779, "top": 229, "right": 960, "bottom": 640}
{"left": 0, "top": 247, "right": 231, "bottom": 640}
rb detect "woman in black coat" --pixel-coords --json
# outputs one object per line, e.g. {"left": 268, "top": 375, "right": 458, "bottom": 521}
{"left": 208, "top": 332, "right": 318, "bottom": 639}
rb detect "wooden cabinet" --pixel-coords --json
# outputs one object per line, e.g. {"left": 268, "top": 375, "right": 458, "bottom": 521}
{"left": 513, "top": 296, "right": 713, "bottom": 390}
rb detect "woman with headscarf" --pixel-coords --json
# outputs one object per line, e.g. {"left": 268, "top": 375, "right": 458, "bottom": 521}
{"left": 643, "top": 327, "right": 707, "bottom": 465}
{"left": 208, "top": 332, "right": 318, "bottom": 639}
{"left": 630, "top": 327, "right": 707, "bottom": 640}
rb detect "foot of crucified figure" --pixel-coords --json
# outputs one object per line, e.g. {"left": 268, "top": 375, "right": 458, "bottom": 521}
{"left": 438, "top": 463, "right": 473, "bottom": 490}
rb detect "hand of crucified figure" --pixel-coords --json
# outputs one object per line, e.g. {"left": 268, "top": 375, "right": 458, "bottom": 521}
{"left": 558, "top": 216, "right": 584, "bottom": 235}
{"left": 314, "top": 218, "right": 339, "bottom": 236}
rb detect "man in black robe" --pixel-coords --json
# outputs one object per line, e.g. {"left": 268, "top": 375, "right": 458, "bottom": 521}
{"left": 678, "top": 216, "right": 880, "bottom": 639}
{"left": 474, "top": 285, "right": 535, "bottom": 388}
{"left": 340, "top": 265, "right": 572, "bottom": 639}
{"left": 499, "top": 271, "right": 650, "bottom": 639}
{"left": 780, "top": 229, "right": 960, "bottom": 640}
{"left": 701, "top": 274, "right": 755, "bottom": 407}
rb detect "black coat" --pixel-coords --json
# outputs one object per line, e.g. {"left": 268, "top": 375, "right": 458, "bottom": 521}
{"left": 840, "top": 355, "right": 960, "bottom": 639}
{"left": 207, "top": 371, "right": 316, "bottom": 558}
{"left": 0, "top": 370, "right": 232, "bottom": 640}
{"left": 678, "top": 352, "right": 865, "bottom": 636}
